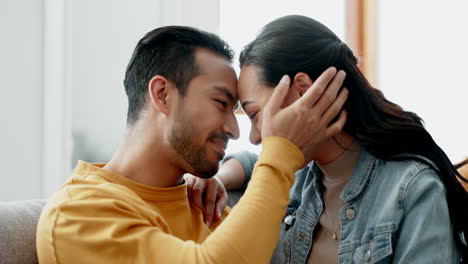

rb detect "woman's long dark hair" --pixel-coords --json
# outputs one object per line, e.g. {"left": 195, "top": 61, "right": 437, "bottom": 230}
{"left": 240, "top": 15, "right": 467, "bottom": 260}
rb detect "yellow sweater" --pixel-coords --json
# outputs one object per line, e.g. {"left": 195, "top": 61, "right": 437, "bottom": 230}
{"left": 36, "top": 137, "right": 304, "bottom": 263}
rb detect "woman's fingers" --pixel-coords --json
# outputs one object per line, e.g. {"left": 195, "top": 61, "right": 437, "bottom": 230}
{"left": 190, "top": 178, "right": 206, "bottom": 212}
{"left": 215, "top": 187, "right": 228, "bottom": 222}
{"left": 204, "top": 180, "right": 218, "bottom": 227}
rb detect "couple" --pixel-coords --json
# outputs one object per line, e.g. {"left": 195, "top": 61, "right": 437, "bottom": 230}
{"left": 36, "top": 15, "right": 467, "bottom": 263}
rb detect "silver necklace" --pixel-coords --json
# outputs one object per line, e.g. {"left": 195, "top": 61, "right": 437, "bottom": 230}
{"left": 323, "top": 200, "right": 340, "bottom": 240}
{"left": 321, "top": 174, "right": 352, "bottom": 184}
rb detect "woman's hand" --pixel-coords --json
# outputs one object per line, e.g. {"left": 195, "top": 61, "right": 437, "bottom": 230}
{"left": 184, "top": 174, "right": 228, "bottom": 227}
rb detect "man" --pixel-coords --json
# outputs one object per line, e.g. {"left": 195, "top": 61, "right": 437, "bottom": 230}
{"left": 36, "top": 26, "right": 347, "bottom": 263}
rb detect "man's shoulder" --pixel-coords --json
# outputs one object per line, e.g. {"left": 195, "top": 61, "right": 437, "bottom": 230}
{"left": 74, "top": 174, "right": 141, "bottom": 197}
{"left": 36, "top": 175, "right": 163, "bottom": 264}
{"left": 42, "top": 174, "right": 146, "bottom": 218}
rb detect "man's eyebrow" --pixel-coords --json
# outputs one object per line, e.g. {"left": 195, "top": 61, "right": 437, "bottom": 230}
{"left": 241, "top": 101, "right": 254, "bottom": 109}
{"left": 214, "top": 86, "right": 236, "bottom": 104}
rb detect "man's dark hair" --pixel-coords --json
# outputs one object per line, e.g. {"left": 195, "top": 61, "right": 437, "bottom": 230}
{"left": 124, "top": 26, "right": 234, "bottom": 125}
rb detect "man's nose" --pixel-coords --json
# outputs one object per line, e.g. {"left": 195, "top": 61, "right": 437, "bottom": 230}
{"left": 224, "top": 112, "right": 240, "bottom": 140}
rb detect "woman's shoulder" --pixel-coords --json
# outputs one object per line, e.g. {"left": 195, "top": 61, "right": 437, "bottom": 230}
{"left": 376, "top": 156, "right": 443, "bottom": 202}
{"left": 378, "top": 154, "right": 439, "bottom": 180}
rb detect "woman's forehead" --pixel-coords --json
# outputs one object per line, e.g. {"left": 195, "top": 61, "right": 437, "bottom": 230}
{"left": 238, "top": 66, "right": 265, "bottom": 95}
{"left": 238, "top": 66, "right": 275, "bottom": 108}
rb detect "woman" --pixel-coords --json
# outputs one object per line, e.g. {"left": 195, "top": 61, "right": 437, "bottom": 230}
{"left": 225, "top": 15, "right": 467, "bottom": 263}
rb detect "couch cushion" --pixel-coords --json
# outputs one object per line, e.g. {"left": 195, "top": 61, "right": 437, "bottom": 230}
{"left": 0, "top": 199, "right": 46, "bottom": 264}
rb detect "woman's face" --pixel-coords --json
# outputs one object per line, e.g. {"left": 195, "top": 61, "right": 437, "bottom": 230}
{"left": 238, "top": 64, "right": 351, "bottom": 164}
{"left": 238, "top": 65, "right": 301, "bottom": 145}
{"left": 237, "top": 65, "right": 275, "bottom": 145}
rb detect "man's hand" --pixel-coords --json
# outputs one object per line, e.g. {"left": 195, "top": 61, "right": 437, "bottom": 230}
{"left": 183, "top": 174, "right": 228, "bottom": 227}
{"left": 261, "top": 67, "right": 348, "bottom": 165}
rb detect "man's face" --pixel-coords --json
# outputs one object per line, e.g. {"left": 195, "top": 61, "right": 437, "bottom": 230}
{"left": 168, "top": 49, "right": 239, "bottom": 178}
{"left": 237, "top": 65, "right": 275, "bottom": 145}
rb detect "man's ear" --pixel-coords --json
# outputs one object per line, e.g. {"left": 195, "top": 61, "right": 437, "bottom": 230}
{"left": 292, "top": 72, "right": 313, "bottom": 96}
{"left": 148, "top": 75, "right": 173, "bottom": 116}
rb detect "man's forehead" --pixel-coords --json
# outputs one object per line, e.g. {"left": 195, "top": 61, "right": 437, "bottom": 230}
{"left": 189, "top": 49, "right": 237, "bottom": 100}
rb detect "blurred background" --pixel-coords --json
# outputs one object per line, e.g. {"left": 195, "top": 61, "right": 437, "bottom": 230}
{"left": 1, "top": 0, "right": 467, "bottom": 201}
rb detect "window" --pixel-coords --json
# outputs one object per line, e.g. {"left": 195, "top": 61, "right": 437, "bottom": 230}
{"left": 377, "top": 0, "right": 468, "bottom": 163}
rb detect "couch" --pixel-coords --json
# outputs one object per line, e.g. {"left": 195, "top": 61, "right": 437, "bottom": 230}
{"left": 0, "top": 200, "right": 46, "bottom": 264}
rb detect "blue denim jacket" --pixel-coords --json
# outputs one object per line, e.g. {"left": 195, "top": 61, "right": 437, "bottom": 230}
{"left": 226, "top": 148, "right": 461, "bottom": 263}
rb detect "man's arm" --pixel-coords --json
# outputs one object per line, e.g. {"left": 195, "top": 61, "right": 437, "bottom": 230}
{"left": 37, "top": 138, "right": 303, "bottom": 264}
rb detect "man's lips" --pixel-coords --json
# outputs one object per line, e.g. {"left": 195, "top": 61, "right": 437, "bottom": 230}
{"left": 210, "top": 138, "right": 227, "bottom": 155}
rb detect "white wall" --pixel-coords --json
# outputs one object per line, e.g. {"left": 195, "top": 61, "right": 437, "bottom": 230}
{"left": 0, "top": 0, "right": 44, "bottom": 201}
{"left": 0, "top": 0, "right": 346, "bottom": 200}
{"left": 220, "top": 0, "right": 345, "bottom": 74}
{"left": 70, "top": 0, "right": 159, "bottom": 166}
{"left": 378, "top": 0, "right": 468, "bottom": 163}
{"left": 70, "top": 0, "right": 221, "bottom": 166}
{"left": 4, "top": 0, "right": 464, "bottom": 201}
{"left": 0, "top": 0, "right": 220, "bottom": 201}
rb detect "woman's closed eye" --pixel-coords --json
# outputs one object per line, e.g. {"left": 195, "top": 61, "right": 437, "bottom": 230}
{"left": 249, "top": 112, "right": 258, "bottom": 120}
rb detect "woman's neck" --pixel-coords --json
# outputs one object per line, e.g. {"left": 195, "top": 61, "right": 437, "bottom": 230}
{"left": 315, "top": 133, "right": 361, "bottom": 185}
